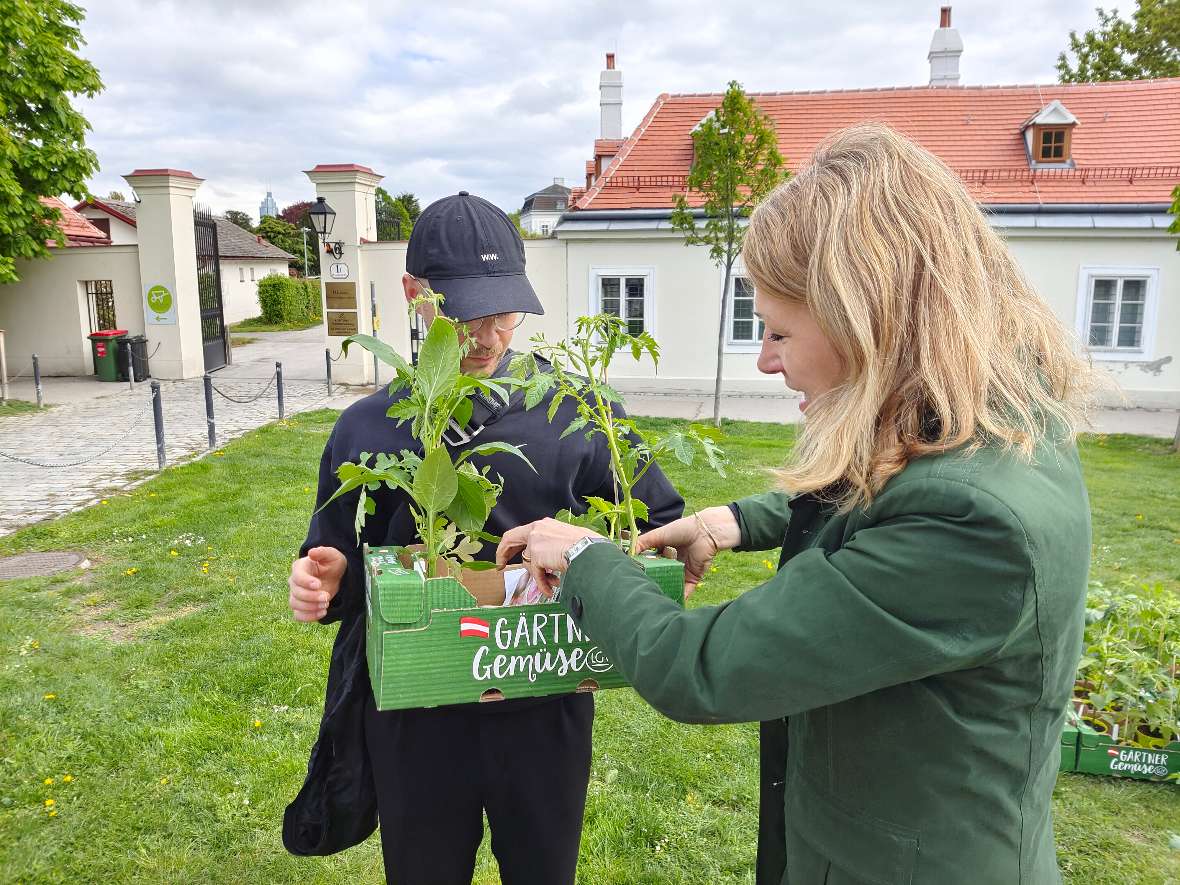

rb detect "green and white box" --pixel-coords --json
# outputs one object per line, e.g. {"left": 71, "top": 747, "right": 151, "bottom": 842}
{"left": 364, "top": 544, "right": 684, "bottom": 711}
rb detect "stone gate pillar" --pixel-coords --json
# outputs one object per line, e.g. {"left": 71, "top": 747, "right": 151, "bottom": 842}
{"left": 122, "top": 169, "right": 205, "bottom": 380}
{"left": 305, "top": 164, "right": 383, "bottom": 385}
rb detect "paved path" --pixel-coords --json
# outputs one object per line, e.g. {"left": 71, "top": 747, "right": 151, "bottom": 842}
{"left": 2, "top": 327, "right": 1176, "bottom": 538}
{"left": 0, "top": 328, "right": 362, "bottom": 537}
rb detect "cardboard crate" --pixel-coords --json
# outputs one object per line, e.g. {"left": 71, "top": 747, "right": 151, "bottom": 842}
{"left": 1059, "top": 709, "right": 1080, "bottom": 773}
{"left": 1073, "top": 719, "right": 1180, "bottom": 783}
{"left": 365, "top": 544, "right": 684, "bottom": 711}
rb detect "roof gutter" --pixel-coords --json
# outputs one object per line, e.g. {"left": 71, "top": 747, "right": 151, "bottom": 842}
{"left": 561, "top": 203, "right": 1173, "bottom": 223}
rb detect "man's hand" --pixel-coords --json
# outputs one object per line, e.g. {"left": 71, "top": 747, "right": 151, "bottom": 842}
{"left": 635, "top": 506, "right": 740, "bottom": 597}
{"left": 288, "top": 546, "right": 347, "bottom": 622}
{"left": 496, "top": 518, "right": 600, "bottom": 599}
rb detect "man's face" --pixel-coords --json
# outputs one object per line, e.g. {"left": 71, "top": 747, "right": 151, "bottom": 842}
{"left": 403, "top": 274, "right": 516, "bottom": 377}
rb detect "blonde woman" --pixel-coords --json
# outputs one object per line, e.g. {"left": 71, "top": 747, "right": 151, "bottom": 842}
{"left": 498, "top": 124, "right": 1092, "bottom": 884}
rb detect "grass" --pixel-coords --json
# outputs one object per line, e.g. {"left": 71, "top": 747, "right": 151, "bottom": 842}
{"left": 228, "top": 316, "right": 323, "bottom": 333}
{"left": 0, "top": 416, "right": 1176, "bottom": 883}
{"left": 230, "top": 336, "right": 260, "bottom": 348}
{"left": 0, "top": 400, "right": 43, "bottom": 418}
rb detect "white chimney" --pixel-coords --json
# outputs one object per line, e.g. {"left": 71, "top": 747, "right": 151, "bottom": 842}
{"left": 553, "top": 177, "right": 565, "bottom": 186}
{"left": 928, "top": 6, "right": 963, "bottom": 86}
{"left": 600, "top": 52, "right": 623, "bottom": 140}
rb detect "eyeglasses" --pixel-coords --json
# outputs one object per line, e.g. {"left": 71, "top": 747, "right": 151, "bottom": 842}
{"left": 459, "top": 312, "right": 527, "bottom": 334}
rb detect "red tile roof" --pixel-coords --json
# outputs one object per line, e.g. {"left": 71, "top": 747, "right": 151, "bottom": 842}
{"left": 575, "top": 79, "right": 1180, "bottom": 210}
{"left": 74, "top": 198, "right": 137, "bottom": 227}
{"left": 41, "top": 197, "right": 110, "bottom": 246}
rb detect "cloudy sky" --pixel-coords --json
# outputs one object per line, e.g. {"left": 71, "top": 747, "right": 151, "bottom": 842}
{"left": 75, "top": 0, "right": 1102, "bottom": 218}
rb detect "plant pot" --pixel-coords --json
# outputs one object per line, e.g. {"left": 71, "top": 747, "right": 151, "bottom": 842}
{"left": 1072, "top": 712, "right": 1180, "bottom": 782}
{"left": 1132, "top": 725, "right": 1171, "bottom": 750}
{"left": 364, "top": 543, "right": 685, "bottom": 711}
{"left": 1081, "top": 715, "right": 1110, "bottom": 735}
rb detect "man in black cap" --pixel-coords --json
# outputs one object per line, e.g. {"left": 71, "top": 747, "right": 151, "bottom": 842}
{"left": 285, "top": 192, "right": 683, "bottom": 884}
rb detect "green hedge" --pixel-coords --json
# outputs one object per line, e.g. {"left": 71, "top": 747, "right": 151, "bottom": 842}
{"left": 257, "top": 276, "right": 321, "bottom": 324}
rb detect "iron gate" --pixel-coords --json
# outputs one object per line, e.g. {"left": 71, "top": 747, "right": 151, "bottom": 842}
{"left": 194, "top": 205, "right": 227, "bottom": 371}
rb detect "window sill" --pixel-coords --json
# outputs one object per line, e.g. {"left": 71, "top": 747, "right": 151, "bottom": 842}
{"left": 1086, "top": 349, "right": 1154, "bottom": 362}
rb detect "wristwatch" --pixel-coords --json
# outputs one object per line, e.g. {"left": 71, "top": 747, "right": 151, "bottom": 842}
{"left": 563, "top": 536, "right": 611, "bottom": 567}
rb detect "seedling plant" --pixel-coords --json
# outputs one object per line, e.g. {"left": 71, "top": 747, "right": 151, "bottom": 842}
{"left": 510, "top": 313, "right": 725, "bottom": 553}
{"left": 321, "top": 289, "right": 531, "bottom": 578}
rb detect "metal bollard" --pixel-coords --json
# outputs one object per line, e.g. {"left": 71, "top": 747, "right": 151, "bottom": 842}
{"left": 203, "top": 374, "right": 216, "bottom": 450}
{"left": 150, "top": 380, "right": 166, "bottom": 469}
{"left": 276, "top": 361, "right": 285, "bottom": 420}
{"left": 325, "top": 348, "right": 333, "bottom": 398}
{"left": 32, "top": 353, "right": 43, "bottom": 408}
{"left": 125, "top": 344, "right": 134, "bottom": 392}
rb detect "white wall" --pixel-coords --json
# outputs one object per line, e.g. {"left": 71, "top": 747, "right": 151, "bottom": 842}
{"left": 0, "top": 246, "right": 143, "bottom": 375}
{"left": 559, "top": 227, "right": 1180, "bottom": 405}
{"left": 219, "top": 259, "right": 289, "bottom": 325}
{"left": 76, "top": 207, "right": 138, "bottom": 245}
{"left": 1002, "top": 231, "right": 1179, "bottom": 408}
{"left": 358, "top": 240, "right": 568, "bottom": 366}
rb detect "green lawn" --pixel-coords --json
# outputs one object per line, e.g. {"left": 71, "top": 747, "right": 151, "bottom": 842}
{"left": 228, "top": 316, "right": 323, "bottom": 333}
{"left": 0, "top": 417, "right": 1176, "bottom": 883}
{"left": 0, "top": 400, "right": 42, "bottom": 418}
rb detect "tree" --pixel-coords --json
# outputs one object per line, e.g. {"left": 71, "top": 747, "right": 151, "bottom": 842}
{"left": 1057, "top": 0, "right": 1179, "bottom": 82}
{"left": 395, "top": 192, "right": 421, "bottom": 223}
{"left": 279, "top": 200, "right": 312, "bottom": 227}
{"left": 507, "top": 209, "right": 543, "bottom": 240}
{"left": 376, "top": 187, "right": 412, "bottom": 239}
{"left": 256, "top": 215, "right": 302, "bottom": 274}
{"left": 107, "top": 190, "right": 125, "bottom": 201}
{"left": 670, "top": 81, "right": 789, "bottom": 427}
{"left": 0, "top": 0, "right": 103, "bottom": 284}
{"left": 225, "top": 210, "right": 255, "bottom": 233}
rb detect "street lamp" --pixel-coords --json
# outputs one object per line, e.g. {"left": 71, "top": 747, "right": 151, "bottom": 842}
{"left": 307, "top": 196, "right": 344, "bottom": 259}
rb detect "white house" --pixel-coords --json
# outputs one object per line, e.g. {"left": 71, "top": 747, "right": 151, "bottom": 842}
{"left": 519, "top": 179, "right": 571, "bottom": 236}
{"left": 552, "top": 19, "right": 1180, "bottom": 407}
{"left": 76, "top": 198, "right": 294, "bottom": 326}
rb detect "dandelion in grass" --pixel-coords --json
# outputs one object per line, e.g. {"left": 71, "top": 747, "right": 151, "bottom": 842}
{"left": 253, "top": 719, "right": 262, "bottom": 728}
{"left": 1135, "top": 514, "right": 1144, "bottom": 521}
{"left": 48, "top": 809, "right": 58, "bottom": 818}
{"left": 762, "top": 559, "right": 775, "bottom": 571}
{"left": 148, "top": 492, "right": 157, "bottom": 497}
{"left": 169, "top": 550, "right": 178, "bottom": 557}
{"left": 100, "top": 499, "right": 109, "bottom": 505}
{"left": 43, "top": 692, "right": 55, "bottom": 700}
{"left": 62, "top": 775, "right": 73, "bottom": 783}
{"left": 214, "top": 451, "right": 225, "bottom": 457}
{"left": 44, "top": 777, "right": 54, "bottom": 785}
{"left": 44, "top": 798, "right": 54, "bottom": 807}
{"left": 160, "top": 777, "right": 169, "bottom": 785}
{"left": 124, "top": 567, "right": 138, "bottom": 576}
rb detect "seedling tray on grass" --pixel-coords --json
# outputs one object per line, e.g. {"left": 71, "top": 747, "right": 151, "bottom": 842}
{"left": 364, "top": 543, "right": 684, "bottom": 711}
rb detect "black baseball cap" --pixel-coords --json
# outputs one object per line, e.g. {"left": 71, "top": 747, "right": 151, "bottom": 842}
{"left": 406, "top": 191, "right": 544, "bottom": 322}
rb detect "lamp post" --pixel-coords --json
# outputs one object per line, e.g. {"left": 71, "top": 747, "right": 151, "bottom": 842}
{"left": 307, "top": 196, "right": 344, "bottom": 259}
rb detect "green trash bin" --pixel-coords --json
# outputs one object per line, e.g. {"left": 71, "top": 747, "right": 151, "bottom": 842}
{"left": 89, "top": 329, "right": 127, "bottom": 381}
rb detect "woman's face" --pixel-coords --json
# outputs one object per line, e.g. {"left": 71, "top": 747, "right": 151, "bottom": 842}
{"left": 754, "top": 288, "right": 845, "bottom": 412}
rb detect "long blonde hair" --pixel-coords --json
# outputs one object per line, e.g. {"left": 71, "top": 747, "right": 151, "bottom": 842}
{"left": 742, "top": 123, "right": 1091, "bottom": 510}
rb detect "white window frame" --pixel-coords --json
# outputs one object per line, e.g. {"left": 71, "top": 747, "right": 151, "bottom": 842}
{"left": 540, "top": 223, "right": 550, "bottom": 236}
{"left": 587, "top": 266, "right": 656, "bottom": 338}
{"left": 725, "top": 273, "right": 764, "bottom": 352}
{"left": 1074, "top": 265, "right": 1160, "bottom": 362}
{"left": 250, "top": 266, "right": 256, "bottom": 282}
{"left": 239, "top": 266, "right": 245, "bottom": 283}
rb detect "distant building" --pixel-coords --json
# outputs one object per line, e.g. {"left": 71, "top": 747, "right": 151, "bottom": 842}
{"left": 259, "top": 190, "right": 278, "bottom": 219}
{"left": 519, "top": 178, "right": 570, "bottom": 236}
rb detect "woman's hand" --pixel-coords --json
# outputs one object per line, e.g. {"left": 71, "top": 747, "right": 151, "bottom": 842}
{"left": 635, "top": 506, "right": 741, "bottom": 597}
{"left": 496, "top": 519, "right": 602, "bottom": 599}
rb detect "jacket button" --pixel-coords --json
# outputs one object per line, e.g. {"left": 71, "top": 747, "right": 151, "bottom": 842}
{"left": 570, "top": 597, "right": 584, "bottom": 619}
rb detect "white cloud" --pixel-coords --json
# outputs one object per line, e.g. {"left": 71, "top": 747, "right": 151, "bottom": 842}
{"left": 74, "top": 0, "right": 1101, "bottom": 216}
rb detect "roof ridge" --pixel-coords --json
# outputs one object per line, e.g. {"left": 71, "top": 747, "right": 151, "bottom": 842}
{"left": 665, "top": 77, "right": 1180, "bottom": 99}
{"left": 576, "top": 93, "right": 671, "bottom": 210}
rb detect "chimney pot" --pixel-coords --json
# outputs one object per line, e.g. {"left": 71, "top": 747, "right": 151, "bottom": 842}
{"left": 553, "top": 176, "right": 565, "bottom": 186}
{"left": 256, "top": 234, "right": 262, "bottom": 243}
{"left": 606, "top": 53, "right": 615, "bottom": 70}
{"left": 940, "top": 6, "right": 951, "bottom": 27}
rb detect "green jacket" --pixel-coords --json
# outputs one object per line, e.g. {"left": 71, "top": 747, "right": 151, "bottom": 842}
{"left": 562, "top": 440, "right": 1090, "bottom": 885}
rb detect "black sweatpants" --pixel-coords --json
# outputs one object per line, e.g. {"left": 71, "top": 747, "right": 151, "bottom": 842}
{"left": 363, "top": 691, "right": 594, "bottom": 885}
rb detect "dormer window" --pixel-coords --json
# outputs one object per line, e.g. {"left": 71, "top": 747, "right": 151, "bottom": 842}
{"left": 1021, "top": 100, "right": 1078, "bottom": 168}
{"left": 1035, "top": 126, "right": 1070, "bottom": 162}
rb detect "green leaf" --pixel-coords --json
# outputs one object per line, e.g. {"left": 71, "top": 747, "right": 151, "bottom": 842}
{"left": 445, "top": 472, "right": 490, "bottom": 533}
{"left": 585, "top": 496, "right": 619, "bottom": 515}
{"left": 524, "top": 371, "right": 554, "bottom": 409}
{"left": 630, "top": 498, "right": 649, "bottom": 523}
{"left": 415, "top": 318, "right": 461, "bottom": 406}
{"left": 458, "top": 441, "right": 534, "bottom": 470}
{"left": 342, "top": 333, "right": 412, "bottom": 375}
{"left": 559, "top": 417, "right": 589, "bottom": 440}
{"left": 547, "top": 390, "right": 569, "bottom": 422}
{"left": 412, "top": 447, "right": 458, "bottom": 514}
{"left": 461, "top": 560, "right": 499, "bottom": 571}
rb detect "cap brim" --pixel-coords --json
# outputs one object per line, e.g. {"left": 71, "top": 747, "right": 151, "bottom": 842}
{"left": 426, "top": 273, "right": 545, "bottom": 322}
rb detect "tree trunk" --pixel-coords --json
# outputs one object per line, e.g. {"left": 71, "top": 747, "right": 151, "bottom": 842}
{"left": 713, "top": 261, "right": 733, "bottom": 427}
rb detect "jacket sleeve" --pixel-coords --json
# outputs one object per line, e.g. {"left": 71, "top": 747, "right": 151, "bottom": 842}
{"left": 731, "top": 491, "right": 793, "bottom": 552}
{"left": 561, "top": 477, "right": 1032, "bottom": 724}
{"left": 300, "top": 427, "right": 395, "bottom": 624}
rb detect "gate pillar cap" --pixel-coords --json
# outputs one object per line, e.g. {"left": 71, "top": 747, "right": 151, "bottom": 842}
{"left": 122, "top": 169, "right": 204, "bottom": 195}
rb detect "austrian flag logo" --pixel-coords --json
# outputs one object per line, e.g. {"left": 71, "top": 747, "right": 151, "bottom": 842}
{"left": 1107, "top": 748, "right": 1120, "bottom": 757}
{"left": 459, "top": 616, "right": 490, "bottom": 639}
